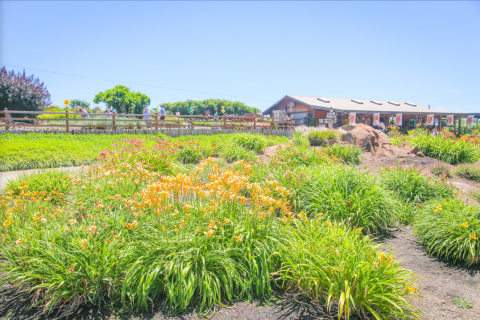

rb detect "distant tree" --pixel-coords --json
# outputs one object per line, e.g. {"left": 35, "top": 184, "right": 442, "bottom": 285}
{"left": 0, "top": 67, "right": 51, "bottom": 114}
{"left": 131, "top": 92, "right": 151, "bottom": 114}
{"left": 162, "top": 99, "right": 260, "bottom": 116}
{"left": 69, "top": 99, "right": 90, "bottom": 110}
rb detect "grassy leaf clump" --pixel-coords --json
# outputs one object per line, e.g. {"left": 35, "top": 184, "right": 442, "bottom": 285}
{"left": 454, "top": 163, "right": 480, "bottom": 181}
{"left": 295, "top": 165, "right": 398, "bottom": 233}
{"left": 276, "top": 219, "right": 420, "bottom": 320}
{"left": 414, "top": 199, "right": 480, "bottom": 263}
{"left": 231, "top": 133, "right": 268, "bottom": 154}
{"left": 307, "top": 130, "right": 336, "bottom": 146}
{"left": 379, "top": 164, "right": 456, "bottom": 204}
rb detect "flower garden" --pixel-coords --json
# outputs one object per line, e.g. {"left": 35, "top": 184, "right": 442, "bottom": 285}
{"left": 0, "top": 130, "right": 479, "bottom": 319}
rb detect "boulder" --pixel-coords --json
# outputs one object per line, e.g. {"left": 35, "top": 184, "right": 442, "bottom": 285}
{"left": 409, "top": 146, "right": 420, "bottom": 154}
{"left": 339, "top": 123, "right": 395, "bottom": 156}
{"left": 416, "top": 151, "right": 425, "bottom": 157}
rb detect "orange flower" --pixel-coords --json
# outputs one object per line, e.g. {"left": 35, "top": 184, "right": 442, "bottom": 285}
{"left": 89, "top": 226, "right": 96, "bottom": 233}
{"left": 3, "top": 221, "right": 10, "bottom": 228}
{"left": 64, "top": 100, "right": 70, "bottom": 106}
{"left": 471, "top": 234, "right": 478, "bottom": 240}
{"left": 205, "top": 230, "right": 214, "bottom": 237}
{"left": 208, "top": 220, "right": 217, "bottom": 229}
{"left": 69, "top": 219, "right": 77, "bottom": 224}
{"left": 461, "top": 222, "right": 468, "bottom": 228}
{"left": 15, "top": 239, "right": 23, "bottom": 245}
{"left": 235, "top": 236, "right": 243, "bottom": 242}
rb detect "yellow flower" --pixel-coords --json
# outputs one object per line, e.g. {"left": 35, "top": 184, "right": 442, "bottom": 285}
{"left": 3, "top": 220, "right": 10, "bottom": 228}
{"left": 461, "top": 222, "right": 468, "bottom": 228}
{"left": 471, "top": 234, "right": 478, "bottom": 240}
{"left": 408, "top": 287, "right": 415, "bottom": 293}
{"left": 235, "top": 236, "right": 243, "bottom": 242}
{"left": 64, "top": 100, "right": 70, "bottom": 106}
{"left": 436, "top": 205, "right": 442, "bottom": 211}
{"left": 377, "top": 253, "right": 385, "bottom": 260}
{"left": 132, "top": 221, "right": 138, "bottom": 228}
{"left": 318, "top": 213, "right": 323, "bottom": 218}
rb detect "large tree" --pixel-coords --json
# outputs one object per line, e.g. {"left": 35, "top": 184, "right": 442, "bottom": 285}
{"left": 0, "top": 67, "right": 51, "bottom": 113}
{"left": 93, "top": 85, "right": 151, "bottom": 114}
{"left": 162, "top": 99, "right": 260, "bottom": 115}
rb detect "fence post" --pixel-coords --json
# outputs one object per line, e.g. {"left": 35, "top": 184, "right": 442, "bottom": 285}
{"left": 65, "top": 110, "right": 69, "bottom": 133}
{"left": 223, "top": 116, "right": 226, "bottom": 131}
{"left": 155, "top": 114, "right": 159, "bottom": 131}
{"left": 190, "top": 115, "right": 193, "bottom": 132}
{"left": 4, "top": 108, "right": 9, "bottom": 130}
{"left": 112, "top": 114, "right": 116, "bottom": 131}
{"left": 254, "top": 117, "right": 256, "bottom": 131}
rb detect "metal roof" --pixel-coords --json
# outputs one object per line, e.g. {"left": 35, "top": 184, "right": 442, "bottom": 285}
{"left": 263, "top": 95, "right": 470, "bottom": 115}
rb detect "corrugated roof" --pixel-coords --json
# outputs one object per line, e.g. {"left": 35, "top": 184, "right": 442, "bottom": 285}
{"left": 263, "top": 95, "right": 469, "bottom": 115}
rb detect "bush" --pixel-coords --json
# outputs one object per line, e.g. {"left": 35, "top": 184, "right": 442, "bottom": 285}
{"left": 219, "top": 145, "right": 257, "bottom": 163}
{"left": 295, "top": 165, "right": 398, "bottom": 233}
{"left": 307, "top": 130, "right": 336, "bottom": 146}
{"left": 276, "top": 219, "right": 420, "bottom": 320}
{"left": 454, "top": 163, "right": 480, "bottom": 181}
{"left": 175, "top": 142, "right": 204, "bottom": 164}
{"left": 323, "top": 144, "right": 361, "bottom": 164}
{"left": 409, "top": 134, "right": 480, "bottom": 165}
{"left": 414, "top": 199, "right": 480, "bottom": 263}
{"left": 430, "top": 163, "right": 452, "bottom": 177}
{"left": 292, "top": 131, "right": 310, "bottom": 149}
{"left": 379, "top": 164, "right": 456, "bottom": 203}
{"left": 231, "top": 133, "right": 268, "bottom": 154}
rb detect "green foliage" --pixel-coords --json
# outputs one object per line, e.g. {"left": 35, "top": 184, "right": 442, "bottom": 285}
{"left": 271, "top": 145, "right": 336, "bottom": 168}
{"left": 414, "top": 199, "right": 480, "bottom": 263}
{"left": 453, "top": 297, "right": 473, "bottom": 309}
{"left": 175, "top": 142, "right": 204, "bottom": 164}
{"left": 37, "top": 106, "right": 82, "bottom": 120}
{"left": 162, "top": 99, "right": 260, "bottom": 116}
{"left": 295, "top": 165, "right": 399, "bottom": 233}
{"left": 276, "top": 219, "right": 420, "bottom": 320}
{"left": 408, "top": 134, "right": 480, "bottom": 165}
{"left": 469, "top": 188, "right": 480, "bottom": 203}
{"left": 231, "top": 133, "right": 268, "bottom": 154}
{"left": 5, "top": 170, "right": 72, "bottom": 198}
{"left": 379, "top": 164, "right": 456, "bottom": 203}
{"left": 323, "top": 144, "right": 361, "bottom": 164}
{"left": 307, "top": 130, "right": 336, "bottom": 146}
{"left": 219, "top": 145, "right": 257, "bottom": 163}
{"left": 69, "top": 99, "right": 90, "bottom": 109}
{"left": 292, "top": 132, "right": 310, "bottom": 148}
{"left": 0, "top": 67, "right": 51, "bottom": 114}
{"left": 454, "top": 163, "right": 480, "bottom": 181}
{"left": 93, "top": 85, "right": 151, "bottom": 114}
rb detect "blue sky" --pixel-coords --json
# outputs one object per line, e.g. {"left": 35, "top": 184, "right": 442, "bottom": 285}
{"left": 1, "top": 1, "right": 479, "bottom": 112}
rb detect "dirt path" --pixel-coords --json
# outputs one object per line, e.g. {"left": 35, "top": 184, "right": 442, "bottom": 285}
{"left": 381, "top": 226, "right": 480, "bottom": 320}
{"left": 259, "top": 143, "right": 288, "bottom": 162}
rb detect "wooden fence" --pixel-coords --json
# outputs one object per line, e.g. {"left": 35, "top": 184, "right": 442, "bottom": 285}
{"left": 0, "top": 109, "right": 294, "bottom": 137}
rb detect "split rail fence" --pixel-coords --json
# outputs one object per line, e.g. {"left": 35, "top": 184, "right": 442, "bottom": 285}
{"left": 0, "top": 109, "right": 294, "bottom": 137}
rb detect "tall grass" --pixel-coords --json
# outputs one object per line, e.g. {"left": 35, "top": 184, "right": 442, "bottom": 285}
{"left": 295, "top": 165, "right": 399, "bottom": 233}
{"left": 454, "top": 162, "right": 480, "bottom": 181}
{"left": 276, "top": 219, "right": 420, "bottom": 320}
{"left": 414, "top": 199, "right": 480, "bottom": 263}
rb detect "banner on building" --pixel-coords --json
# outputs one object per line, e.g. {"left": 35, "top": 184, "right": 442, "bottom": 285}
{"left": 395, "top": 114, "right": 402, "bottom": 126}
{"left": 373, "top": 113, "right": 380, "bottom": 126}
{"left": 349, "top": 112, "right": 356, "bottom": 125}
{"left": 426, "top": 114, "right": 434, "bottom": 126}
{"left": 466, "top": 115, "right": 474, "bottom": 126}
{"left": 446, "top": 115, "right": 454, "bottom": 127}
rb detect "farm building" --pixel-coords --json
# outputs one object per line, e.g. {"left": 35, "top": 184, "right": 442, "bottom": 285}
{"left": 262, "top": 95, "right": 471, "bottom": 130}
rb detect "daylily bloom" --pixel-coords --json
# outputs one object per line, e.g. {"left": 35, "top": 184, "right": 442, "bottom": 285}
{"left": 461, "top": 222, "right": 469, "bottom": 228}
{"left": 16, "top": 239, "right": 23, "bottom": 245}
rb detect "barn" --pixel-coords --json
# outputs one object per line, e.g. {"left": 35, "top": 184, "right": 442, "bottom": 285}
{"left": 262, "top": 95, "right": 470, "bottom": 130}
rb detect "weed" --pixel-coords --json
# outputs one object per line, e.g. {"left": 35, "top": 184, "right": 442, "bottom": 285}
{"left": 453, "top": 297, "right": 473, "bottom": 309}
{"left": 430, "top": 163, "right": 452, "bottom": 177}
{"left": 455, "top": 163, "right": 480, "bottom": 181}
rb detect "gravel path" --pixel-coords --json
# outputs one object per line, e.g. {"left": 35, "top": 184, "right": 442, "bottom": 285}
{"left": 0, "top": 166, "right": 84, "bottom": 191}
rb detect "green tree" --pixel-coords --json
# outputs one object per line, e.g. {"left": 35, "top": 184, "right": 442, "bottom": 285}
{"left": 69, "top": 99, "right": 90, "bottom": 110}
{"left": 94, "top": 85, "right": 149, "bottom": 114}
{"left": 162, "top": 99, "right": 260, "bottom": 116}
{"left": 131, "top": 92, "right": 151, "bottom": 115}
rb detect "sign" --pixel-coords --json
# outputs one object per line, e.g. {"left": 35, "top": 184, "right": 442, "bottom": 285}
{"left": 373, "top": 113, "right": 380, "bottom": 126}
{"left": 446, "top": 115, "right": 454, "bottom": 126}
{"left": 395, "top": 114, "right": 402, "bottom": 126}
{"left": 325, "top": 112, "right": 336, "bottom": 123}
{"left": 426, "top": 114, "right": 434, "bottom": 126}
{"left": 466, "top": 115, "right": 474, "bottom": 126}
{"left": 349, "top": 112, "right": 356, "bottom": 125}
{"left": 435, "top": 119, "right": 439, "bottom": 126}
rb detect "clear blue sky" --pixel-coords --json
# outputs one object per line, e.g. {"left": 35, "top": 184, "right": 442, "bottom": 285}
{"left": 1, "top": 1, "right": 479, "bottom": 112}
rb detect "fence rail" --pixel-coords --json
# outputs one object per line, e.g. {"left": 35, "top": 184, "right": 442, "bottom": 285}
{"left": 0, "top": 109, "right": 294, "bottom": 135}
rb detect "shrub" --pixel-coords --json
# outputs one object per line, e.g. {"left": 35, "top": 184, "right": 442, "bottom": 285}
{"left": 295, "top": 165, "right": 398, "bottom": 233}
{"left": 430, "top": 163, "right": 452, "bottom": 177}
{"left": 409, "top": 134, "right": 480, "bottom": 165}
{"left": 307, "top": 130, "right": 336, "bottom": 146}
{"left": 4, "top": 170, "right": 72, "bottom": 199}
{"left": 454, "top": 163, "right": 480, "bottom": 181}
{"left": 276, "top": 219, "right": 420, "bottom": 320}
{"left": 175, "top": 142, "right": 204, "bottom": 164}
{"left": 219, "top": 145, "right": 257, "bottom": 163}
{"left": 271, "top": 145, "right": 336, "bottom": 168}
{"left": 292, "top": 131, "right": 310, "bottom": 148}
{"left": 379, "top": 164, "right": 456, "bottom": 203}
{"left": 414, "top": 199, "right": 480, "bottom": 263}
{"left": 323, "top": 144, "right": 361, "bottom": 164}
{"left": 231, "top": 133, "right": 268, "bottom": 154}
